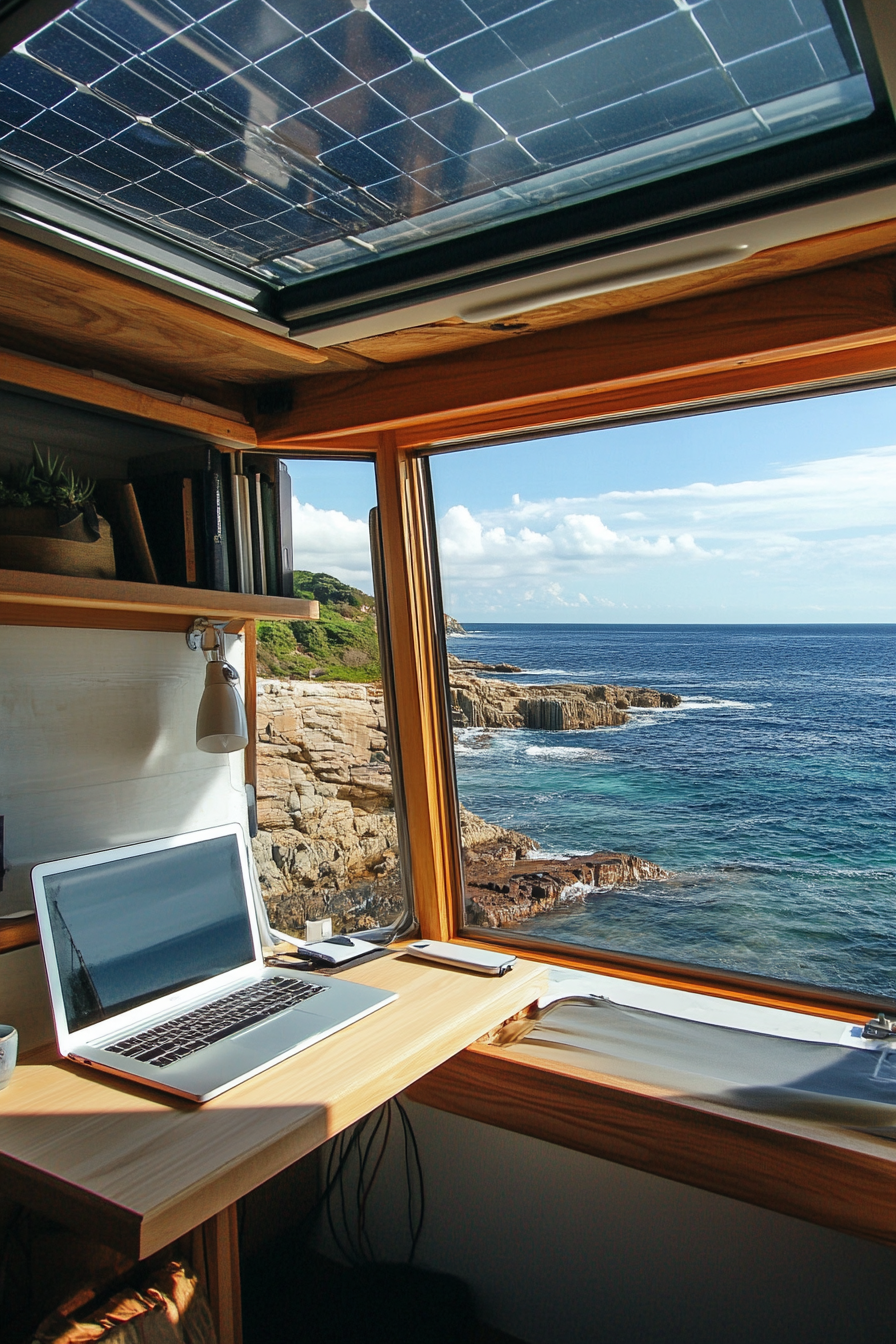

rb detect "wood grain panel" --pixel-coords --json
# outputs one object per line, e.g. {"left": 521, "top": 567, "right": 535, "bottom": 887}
{"left": 1, "top": 350, "right": 257, "bottom": 444}
{"left": 0, "top": 570, "right": 319, "bottom": 623}
{"left": 340, "top": 217, "right": 896, "bottom": 365}
{"left": 0, "top": 915, "right": 38, "bottom": 953}
{"left": 408, "top": 1045, "right": 896, "bottom": 1247}
{"left": 258, "top": 254, "right": 896, "bottom": 445}
{"left": 195, "top": 1207, "right": 242, "bottom": 1344}
{"left": 0, "top": 231, "right": 330, "bottom": 402}
{"left": 375, "top": 445, "right": 461, "bottom": 941}
{"left": 0, "top": 954, "right": 547, "bottom": 1258}
{"left": 0, "top": 602, "right": 222, "bottom": 633}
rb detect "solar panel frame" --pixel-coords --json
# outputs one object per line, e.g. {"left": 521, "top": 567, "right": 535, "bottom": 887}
{"left": 0, "top": 0, "right": 886, "bottom": 294}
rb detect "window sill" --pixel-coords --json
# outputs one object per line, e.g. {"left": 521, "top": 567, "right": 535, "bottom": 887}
{"left": 407, "top": 1038, "right": 896, "bottom": 1247}
{"left": 407, "top": 966, "right": 896, "bottom": 1246}
{"left": 455, "top": 930, "right": 883, "bottom": 1024}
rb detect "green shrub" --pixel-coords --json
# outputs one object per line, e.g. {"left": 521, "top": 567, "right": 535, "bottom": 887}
{"left": 256, "top": 572, "right": 380, "bottom": 682}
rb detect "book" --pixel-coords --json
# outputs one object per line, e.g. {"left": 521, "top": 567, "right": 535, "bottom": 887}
{"left": 232, "top": 465, "right": 254, "bottom": 595}
{"left": 249, "top": 470, "right": 267, "bottom": 596}
{"left": 129, "top": 447, "right": 231, "bottom": 590}
{"left": 93, "top": 480, "right": 159, "bottom": 584}
{"left": 278, "top": 459, "right": 293, "bottom": 598}
{"left": 243, "top": 454, "right": 292, "bottom": 597}
{"left": 204, "top": 464, "right": 229, "bottom": 591}
{"left": 261, "top": 476, "right": 278, "bottom": 599}
{"left": 182, "top": 477, "right": 196, "bottom": 585}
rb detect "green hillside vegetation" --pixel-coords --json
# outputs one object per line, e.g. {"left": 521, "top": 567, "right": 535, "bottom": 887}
{"left": 256, "top": 570, "right": 381, "bottom": 682}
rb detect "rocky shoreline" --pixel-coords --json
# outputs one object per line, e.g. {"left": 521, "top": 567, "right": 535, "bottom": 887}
{"left": 253, "top": 666, "right": 678, "bottom": 938}
{"left": 448, "top": 655, "right": 680, "bottom": 730}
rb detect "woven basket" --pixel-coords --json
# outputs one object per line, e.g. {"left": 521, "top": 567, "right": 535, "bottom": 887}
{"left": 0, "top": 506, "right": 116, "bottom": 579}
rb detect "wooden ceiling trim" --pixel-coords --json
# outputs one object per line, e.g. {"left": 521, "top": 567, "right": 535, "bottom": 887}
{"left": 0, "top": 229, "right": 340, "bottom": 395}
{"left": 0, "top": 348, "right": 257, "bottom": 443}
{"left": 387, "top": 340, "right": 896, "bottom": 449}
{"left": 335, "top": 216, "right": 896, "bottom": 366}
{"left": 256, "top": 253, "right": 896, "bottom": 447}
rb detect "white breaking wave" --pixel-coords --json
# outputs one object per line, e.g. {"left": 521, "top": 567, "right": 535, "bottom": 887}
{"left": 525, "top": 848, "right": 598, "bottom": 861}
{"left": 525, "top": 746, "right": 613, "bottom": 761}
{"left": 679, "top": 696, "right": 756, "bottom": 710}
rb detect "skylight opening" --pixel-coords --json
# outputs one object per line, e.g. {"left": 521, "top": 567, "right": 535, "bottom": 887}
{"left": 0, "top": 0, "right": 878, "bottom": 286}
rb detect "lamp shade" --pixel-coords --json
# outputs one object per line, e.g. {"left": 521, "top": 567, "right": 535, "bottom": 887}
{"left": 196, "top": 661, "right": 249, "bottom": 753}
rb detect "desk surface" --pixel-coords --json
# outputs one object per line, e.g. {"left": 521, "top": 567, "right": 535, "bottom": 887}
{"left": 0, "top": 951, "right": 547, "bottom": 1258}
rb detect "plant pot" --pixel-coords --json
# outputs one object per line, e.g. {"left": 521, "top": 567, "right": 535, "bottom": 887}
{"left": 0, "top": 506, "right": 116, "bottom": 579}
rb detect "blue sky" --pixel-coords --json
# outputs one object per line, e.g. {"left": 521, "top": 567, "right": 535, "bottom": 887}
{"left": 288, "top": 386, "right": 896, "bottom": 622}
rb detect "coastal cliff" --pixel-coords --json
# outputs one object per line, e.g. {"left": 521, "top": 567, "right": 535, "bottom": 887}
{"left": 253, "top": 666, "right": 677, "bottom": 937}
{"left": 253, "top": 679, "right": 403, "bottom": 937}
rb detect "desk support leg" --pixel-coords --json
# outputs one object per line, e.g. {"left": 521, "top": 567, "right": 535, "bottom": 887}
{"left": 192, "top": 1205, "right": 242, "bottom": 1344}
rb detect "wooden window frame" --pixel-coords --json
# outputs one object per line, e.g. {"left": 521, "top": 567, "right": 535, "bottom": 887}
{"left": 1, "top": 238, "right": 893, "bottom": 1019}
{"left": 256, "top": 248, "right": 896, "bottom": 1025}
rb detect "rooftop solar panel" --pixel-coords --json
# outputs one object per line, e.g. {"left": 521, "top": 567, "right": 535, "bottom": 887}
{"left": 0, "top": 0, "right": 876, "bottom": 285}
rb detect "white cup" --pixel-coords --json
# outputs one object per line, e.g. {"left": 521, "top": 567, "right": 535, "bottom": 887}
{"left": 0, "top": 1025, "right": 18, "bottom": 1090}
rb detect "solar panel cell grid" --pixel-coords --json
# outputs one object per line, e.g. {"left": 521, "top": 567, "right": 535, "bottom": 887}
{"left": 0, "top": 0, "right": 876, "bottom": 274}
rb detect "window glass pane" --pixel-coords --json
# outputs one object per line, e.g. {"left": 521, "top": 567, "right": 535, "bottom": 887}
{"left": 429, "top": 386, "right": 896, "bottom": 998}
{"left": 0, "top": 0, "right": 874, "bottom": 282}
{"left": 253, "top": 457, "right": 409, "bottom": 939}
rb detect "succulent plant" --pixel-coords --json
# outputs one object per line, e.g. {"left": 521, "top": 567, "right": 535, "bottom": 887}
{"left": 0, "top": 444, "right": 96, "bottom": 512}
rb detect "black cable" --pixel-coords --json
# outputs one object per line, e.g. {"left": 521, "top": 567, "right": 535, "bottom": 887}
{"left": 357, "top": 1102, "right": 391, "bottom": 1263}
{"left": 318, "top": 1097, "right": 426, "bottom": 1268}
{"left": 395, "top": 1097, "right": 425, "bottom": 1263}
{"left": 328, "top": 1125, "right": 357, "bottom": 1265}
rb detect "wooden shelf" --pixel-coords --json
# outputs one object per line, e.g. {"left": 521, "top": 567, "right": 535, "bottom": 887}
{"left": 0, "top": 915, "right": 38, "bottom": 953}
{"left": 0, "top": 569, "right": 318, "bottom": 631}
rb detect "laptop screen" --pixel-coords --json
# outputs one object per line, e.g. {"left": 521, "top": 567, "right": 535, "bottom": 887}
{"left": 40, "top": 834, "right": 256, "bottom": 1033}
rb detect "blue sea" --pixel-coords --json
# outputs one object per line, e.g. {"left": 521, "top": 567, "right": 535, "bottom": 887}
{"left": 449, "top": 625, "right": 896, "bottom": 999}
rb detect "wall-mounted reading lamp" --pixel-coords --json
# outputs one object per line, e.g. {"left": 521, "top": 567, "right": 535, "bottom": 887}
{"left": 186, "top": 618, "right": 249, "bottom": 754}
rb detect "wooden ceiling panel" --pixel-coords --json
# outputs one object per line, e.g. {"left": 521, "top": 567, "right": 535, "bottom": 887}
{"left": 337, "top": 217, "right": 896, "bottom": 365}
{"left": 0, "top": 230, "right": 351, "bottom": 402}
{"left": 258, "top": 252, "right": 896, "bottom": 447}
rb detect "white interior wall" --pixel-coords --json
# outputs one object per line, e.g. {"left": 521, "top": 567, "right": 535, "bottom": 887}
{"left": 317, "top": 1097, "right": 896, "bottom": 1344}
{"left": 0, "top": 624, "right": 248, "bottom": 1048}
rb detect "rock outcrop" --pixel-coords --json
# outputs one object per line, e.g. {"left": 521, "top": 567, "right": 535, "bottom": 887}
{"left": 465, "top": 846, "right": 669, "bottom": 929}
{"left": 448, "top": 654, "right": 522, "bottom": 673}
{"left": 451, "top": 669, "right": 680, "bottom": 731}
{"left": 253, "top": 680, "right": 403, "bottom": 937}
{"left": 252, "top": 667, "right": 678, "bottom": 937}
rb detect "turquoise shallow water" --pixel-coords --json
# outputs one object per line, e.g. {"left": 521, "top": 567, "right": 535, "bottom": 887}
{"left": 449, "top": 625, "right": 896, "bottom": 998}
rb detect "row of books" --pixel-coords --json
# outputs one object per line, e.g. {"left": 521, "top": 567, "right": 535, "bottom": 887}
{"left": 95, "top": 448, "right": 293, "bottom": 596}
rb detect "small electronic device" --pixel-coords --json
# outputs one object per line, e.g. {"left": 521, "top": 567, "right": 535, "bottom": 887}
{"left": 404, "top": 941, "right": 515, "bottom": 976}
{"left": 292, "top": 935, "right": 380, "bottom": 967}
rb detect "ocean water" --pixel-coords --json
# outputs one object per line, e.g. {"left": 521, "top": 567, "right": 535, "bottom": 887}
{"left": 449, "top": 625, "right": 896, "bottom": 999}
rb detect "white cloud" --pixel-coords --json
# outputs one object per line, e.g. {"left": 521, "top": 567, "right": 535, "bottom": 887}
{"left": 438, "top": 504, "right": 713, "bottom": 578}
{"left": 435, "top": 446, "right": 896, "bottom": 620}
{"left": 291, "top": 497, "right": 373, "bottom": 590}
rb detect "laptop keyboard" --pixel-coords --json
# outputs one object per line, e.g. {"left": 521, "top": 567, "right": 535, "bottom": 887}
{"left": 103, "top": 977, "right": 328, "bottom": 1069}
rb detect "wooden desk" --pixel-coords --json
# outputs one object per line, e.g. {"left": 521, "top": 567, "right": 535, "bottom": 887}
{"left": 0, "top": 952, "right": 547, "bottom": 1342}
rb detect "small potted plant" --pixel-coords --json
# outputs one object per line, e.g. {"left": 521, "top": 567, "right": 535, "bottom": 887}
{"left": 0, "top": 445, "right": 115, "bottom": 579}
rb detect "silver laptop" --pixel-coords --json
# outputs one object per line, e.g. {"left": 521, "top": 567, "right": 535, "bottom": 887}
{"left": 31, "top": 824, "right": 397, "bottom": 1103}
